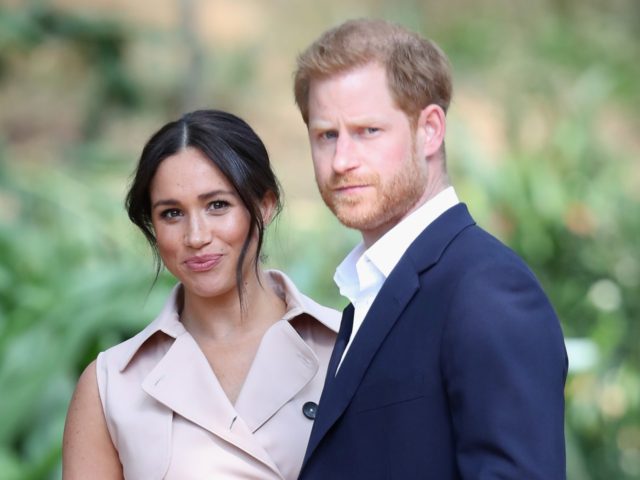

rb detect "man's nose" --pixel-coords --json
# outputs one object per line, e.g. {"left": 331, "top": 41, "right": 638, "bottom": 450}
{"left": 332, "top": 134, "right": 360, "bottom": 174}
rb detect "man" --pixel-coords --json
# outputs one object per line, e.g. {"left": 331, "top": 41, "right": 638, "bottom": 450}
{"left": 293, "top": 19, "right": 567, "bottom": 479}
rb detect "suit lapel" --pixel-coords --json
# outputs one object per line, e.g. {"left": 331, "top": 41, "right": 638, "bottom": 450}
{"left": 304, "top": 260, "right": 420, "bottom": 461}
{"left": 303, "top": 203, "right": 476, "bottom": 465}
{"left": 141, "top": 332, "right": 281, "bottom": 475}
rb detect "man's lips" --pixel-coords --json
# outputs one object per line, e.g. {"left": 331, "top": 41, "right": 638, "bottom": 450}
{"left": 184, "top": 254, "right": 222, "bottom": 272}
{"left": 333, "top": 184, "right": 369, "bottom": 193}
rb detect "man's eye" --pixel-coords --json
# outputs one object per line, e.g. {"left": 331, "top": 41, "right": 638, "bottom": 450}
{"left": 321, "top": 131, "right": 338, "bottom": 140}
{"left": 364, "top": 127, "right": 380, "bottom": 135}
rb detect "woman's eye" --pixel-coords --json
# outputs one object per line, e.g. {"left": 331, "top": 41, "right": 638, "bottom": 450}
{"left": 208, "top": 200, "right": 230, "bottom": 211}
{"left": 160, "top": 208, "right": 182, "bottom": 219}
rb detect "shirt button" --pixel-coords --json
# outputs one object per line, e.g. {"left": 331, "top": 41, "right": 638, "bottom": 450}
{"left": 302, "top": 401, "right": 318, "bottom": 420}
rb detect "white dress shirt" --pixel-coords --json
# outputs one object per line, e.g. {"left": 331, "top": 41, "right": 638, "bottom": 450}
{"left": 334, "top": 187, "right": 459, "bottom": 369}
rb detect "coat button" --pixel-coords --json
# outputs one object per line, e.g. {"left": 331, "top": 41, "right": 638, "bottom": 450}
{"left": 302, "top": 401, "right": 318, "bottom": 420}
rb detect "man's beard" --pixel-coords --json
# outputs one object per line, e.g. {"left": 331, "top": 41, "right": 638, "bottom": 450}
{"left": 318, "top": 153, "right": 427, "bottom": 234}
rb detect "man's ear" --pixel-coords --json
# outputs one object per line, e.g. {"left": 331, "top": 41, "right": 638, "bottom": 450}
{"left": 416, "top": 104, "right": 446, "bottom": 158}
{"left": 260, "top": 190, "right": 278, "bottom": 225}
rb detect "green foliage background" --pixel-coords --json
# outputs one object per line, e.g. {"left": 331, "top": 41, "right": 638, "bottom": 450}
{"left": 0, "top": 1, "right": 638, "bottom": 478}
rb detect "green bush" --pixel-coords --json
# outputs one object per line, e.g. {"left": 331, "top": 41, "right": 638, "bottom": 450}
{"left": 0, "top": 2, "right": 639, "bottom": 479}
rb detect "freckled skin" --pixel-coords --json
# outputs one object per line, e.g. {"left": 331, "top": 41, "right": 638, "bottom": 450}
{"left": 150, "top": 147, "right": 253, "bottom": 303}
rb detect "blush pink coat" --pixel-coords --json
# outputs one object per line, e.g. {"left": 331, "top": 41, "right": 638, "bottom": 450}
{"left": 96, "top": 270, "right": 339, "bottom": 479}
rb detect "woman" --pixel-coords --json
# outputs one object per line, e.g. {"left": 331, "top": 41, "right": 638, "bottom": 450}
{"left": 63, "top": 110, "right": 339, "bottom": 479}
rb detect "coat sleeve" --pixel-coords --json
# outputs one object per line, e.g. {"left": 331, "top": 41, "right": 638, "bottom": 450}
{"left": 441, "top": 259, "right": 568, "bottom": 479}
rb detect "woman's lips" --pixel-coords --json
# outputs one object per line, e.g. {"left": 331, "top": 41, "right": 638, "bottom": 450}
{"left": 184, "top": 254, "right": 222, "bottom": 272}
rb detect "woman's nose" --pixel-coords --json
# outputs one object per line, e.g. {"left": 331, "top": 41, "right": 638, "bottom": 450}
{"left": 184, "top": 214, "right": 212, "bottom": 248}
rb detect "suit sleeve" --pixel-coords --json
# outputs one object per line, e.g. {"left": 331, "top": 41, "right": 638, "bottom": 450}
{"left": 441, "top": 259, "right": 568, "bottom": 479}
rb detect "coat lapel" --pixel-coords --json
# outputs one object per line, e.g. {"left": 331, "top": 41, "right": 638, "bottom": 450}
{"left": 234, "top": 320, "right": 319, "bottom": 432}
{"left": 141, "top": 332, "right": 281, "bottom": 476}
{"left": 304, "top": 203, "right": 476, "bottom": 464}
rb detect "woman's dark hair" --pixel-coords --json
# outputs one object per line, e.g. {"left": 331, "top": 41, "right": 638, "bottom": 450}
{"left": 126, "top": 109, "right": 282, "bottom": 305}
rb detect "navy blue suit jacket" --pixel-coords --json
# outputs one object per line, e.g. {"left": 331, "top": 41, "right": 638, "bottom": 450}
{"left": 300, "top": 204, "right": 567, "bottom": 479}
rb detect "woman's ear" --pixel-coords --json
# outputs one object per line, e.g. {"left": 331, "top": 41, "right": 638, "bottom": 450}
{"left": 416, "top": 104, "right": 446, "bottom": 158}
{"left": 260, "top": 191, "right": 278, "bottom": 225}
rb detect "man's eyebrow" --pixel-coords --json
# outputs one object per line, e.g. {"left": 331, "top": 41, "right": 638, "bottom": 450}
{"left": 308, "top": 120, "right": 333, "bottom": 131}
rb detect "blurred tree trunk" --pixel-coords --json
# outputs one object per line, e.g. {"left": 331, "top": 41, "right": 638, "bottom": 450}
{"left": 178, "top": 0, "right": 205, "bottom": 112}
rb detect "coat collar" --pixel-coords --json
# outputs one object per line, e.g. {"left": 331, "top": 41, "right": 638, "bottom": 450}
{"left": 404, "top": 203, "right": 476, "bottom": 273}
{"left": 116, "top": 269, "right": 339, "bottom": 373}
{"left": 304, "top": 203, "right": 476, "bottom": 465}
{"left": 268, "top": 269, "right": 340, "bottom": 332}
